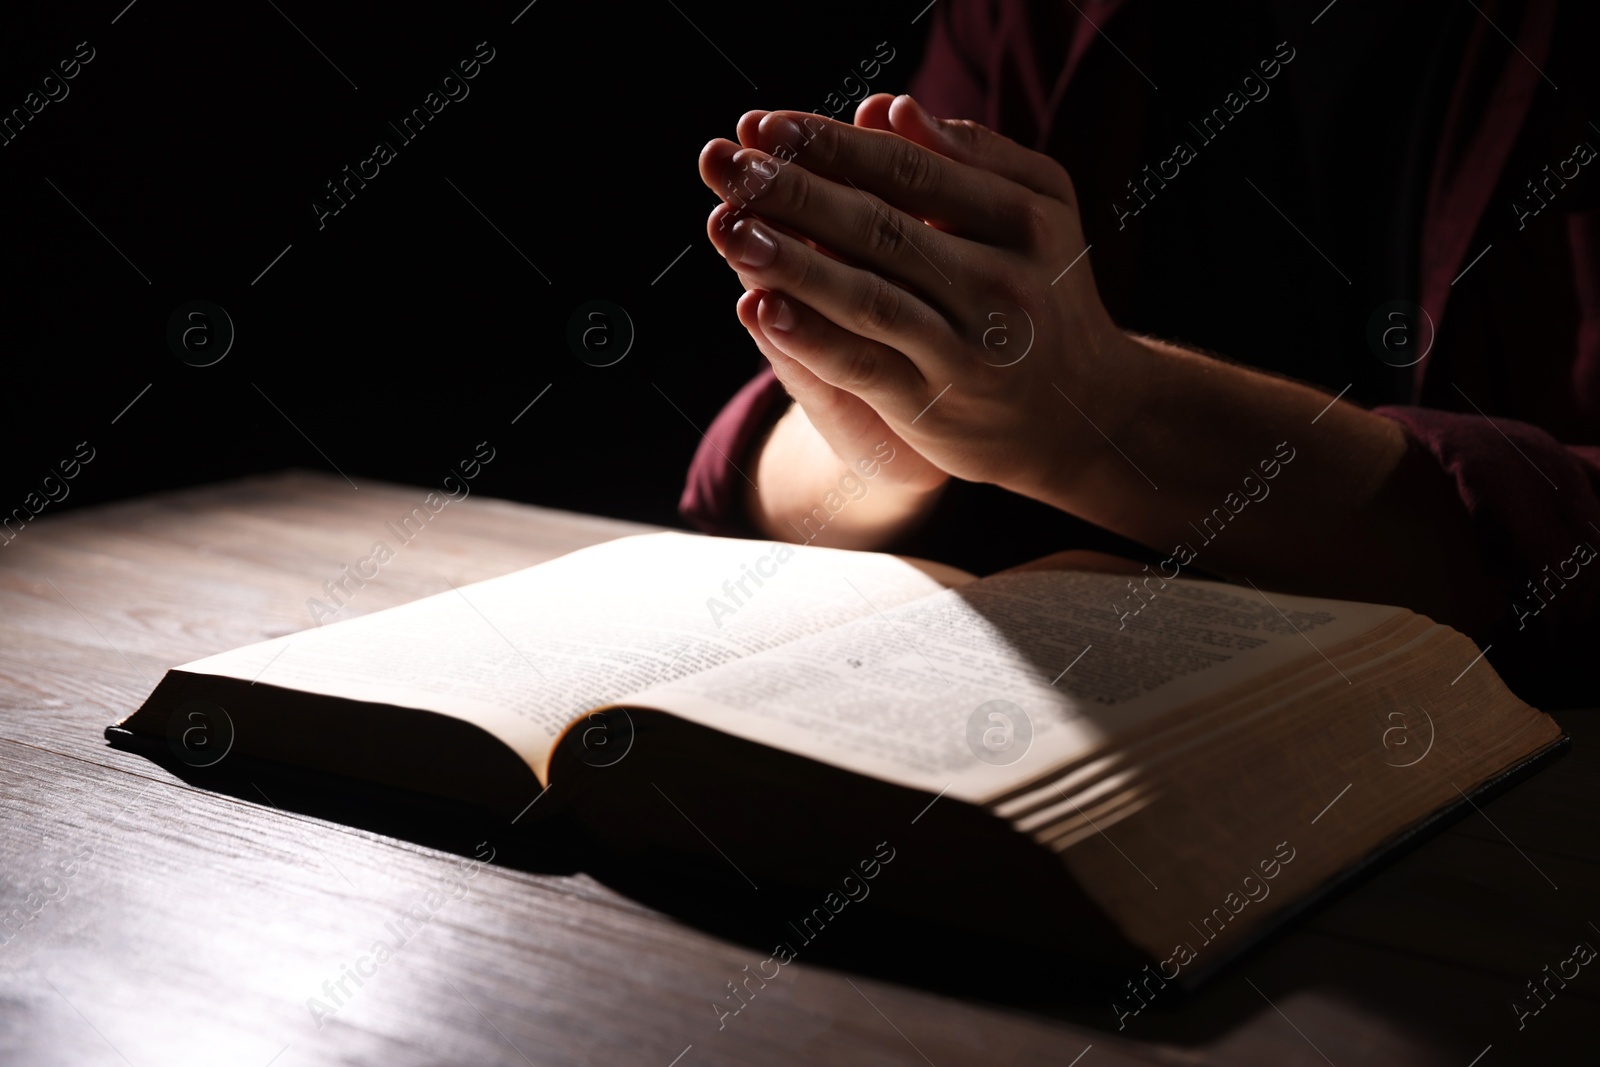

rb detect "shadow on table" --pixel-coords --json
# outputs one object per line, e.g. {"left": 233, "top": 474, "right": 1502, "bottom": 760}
{"left": 144, "top": 744, "right": 1595, "bottom": 1059}
{"left": 545, "top": 709, "right": 1596, "bottom": 1059}
{"left": 128, "top": 685, "right": 1596, "bottom": 1066}
{"left": 580, "top": 839, "right": 1596, "bottom": 1061}
{"left": 144, "top": 748, "right": 588, "bottom": 876}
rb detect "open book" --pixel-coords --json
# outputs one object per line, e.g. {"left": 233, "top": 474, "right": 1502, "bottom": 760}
{"left": 107, "top": 532, "right": 1565, "bottom": 978}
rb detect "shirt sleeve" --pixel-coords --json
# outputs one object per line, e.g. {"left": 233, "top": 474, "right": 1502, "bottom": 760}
{"left": 905, "top": 0, "right": 995, "bottom": 123}
{"left": 677, "top": 367, "right": 789, "bottom": 537}
{"left": 1374, "top": 405, "right": 1600, "bottom": 702}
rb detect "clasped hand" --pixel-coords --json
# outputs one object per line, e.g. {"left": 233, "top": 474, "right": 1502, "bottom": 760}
{"left": 698, "top": 93, "right": 1144, "bottom": 509}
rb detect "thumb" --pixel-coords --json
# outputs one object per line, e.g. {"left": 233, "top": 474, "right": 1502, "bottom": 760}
{"left": 887, "top": 94, "right": 1075, "bottom": 204}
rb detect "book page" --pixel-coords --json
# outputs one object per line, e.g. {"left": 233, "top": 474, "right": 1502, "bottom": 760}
{"left": 166, "top": 532, "right": 973, "bottom": 781}
{"left": 619, "top": 569, "right": 1403, "bottom": 804}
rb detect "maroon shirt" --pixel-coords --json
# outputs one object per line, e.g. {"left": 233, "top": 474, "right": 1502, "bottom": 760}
{"left": 681, "top": 0, "right": 1600, "bottom": 704}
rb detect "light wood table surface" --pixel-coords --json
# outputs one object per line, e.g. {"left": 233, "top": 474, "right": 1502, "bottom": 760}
{"left": 2, "top": 471, "right": 1594, "bottom": 1066}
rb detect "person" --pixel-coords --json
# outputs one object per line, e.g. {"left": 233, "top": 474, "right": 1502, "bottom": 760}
{"left": 680, "top": 0, "right": 1599, "bottom": 705}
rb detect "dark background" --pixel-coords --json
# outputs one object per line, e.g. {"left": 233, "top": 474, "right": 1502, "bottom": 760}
{"left": 0, "top": 0, "right": 934, "bottom": 529}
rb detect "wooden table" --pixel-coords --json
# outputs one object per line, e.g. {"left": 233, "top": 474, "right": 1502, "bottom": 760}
{"left": 2, "top": 471, "right": 1594, "bottom": 1066}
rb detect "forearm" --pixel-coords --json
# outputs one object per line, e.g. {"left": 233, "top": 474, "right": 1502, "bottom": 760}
{"left": 1037, "top": 334, "right": 1484, "bottom": 630}
{"left": 746, "top": 402, "right": 946, "bottom": 550}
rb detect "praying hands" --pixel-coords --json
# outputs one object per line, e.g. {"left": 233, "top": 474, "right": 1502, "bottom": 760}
{"left": 697, "top": 94, "right": 1483, "bottom": 634}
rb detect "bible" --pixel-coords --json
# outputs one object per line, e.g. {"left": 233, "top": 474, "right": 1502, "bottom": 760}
{"left": 105, "top": 531, "right": 1565, "bottom": 979}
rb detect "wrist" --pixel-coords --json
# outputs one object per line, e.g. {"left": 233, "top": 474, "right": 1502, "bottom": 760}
{"left": 749, "top": 407, "right": 949, "bottom": 549}
{"left": 1016, "top": 325, "right": 1157, "bottom": 512}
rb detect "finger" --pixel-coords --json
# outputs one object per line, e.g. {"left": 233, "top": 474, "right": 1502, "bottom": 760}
{"left": 737, "top": 290, "right": 902, "bottom": 466}
{"left": 710, "top": 203, "right": 853, "bottom": 277}
{"left": 735, "top": 109, "right": 769, "bottom": 148}
{"left": 748, "top": 110, "right": 1037, "bottom": 242}
{"left": 700, "top": 143, "right": 851, "bottom": 262}
{"left": 737, "top": 292, "right": 943, "bottom": 498}
{"left": 749, "top": 289, "right": 930, "bottom": 419}
{"left": 854, "top": 93, "right": 895, "bottom": 130}
{"left": 734, "top": 288, "right": 815, "bottom": 395}
{"left": 886, "top": 94, "right": 1075, "bottom": 204}
{"left": 735, "top": 289, "right": 874, "bottom": 430}
{"left": 703, "top": 201, "right": 958, "bottom": 385}
{"left": 701, "top": 137, "right": 921, "bottom": 265}
{"left": 855, "top": 94, "right": 964, "bottom": 234}
{"left": 702, "top": 137, "right": 977, "bottom": 307}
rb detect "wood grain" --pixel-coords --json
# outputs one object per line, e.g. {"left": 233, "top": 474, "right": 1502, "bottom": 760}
{"left": 1, "top": 470, "right": 1594, "bottom": 1066}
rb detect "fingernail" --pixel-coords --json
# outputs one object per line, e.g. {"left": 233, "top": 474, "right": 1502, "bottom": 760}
{"left": 761, "top": 115, "right": 803, "bottom": 153}
{"left": 728, "top": 153, "right": 779, "bottom": 201}
{"left": 731, "top": 219, "right": 777, "bottom": 268}
{"left": 763, "top": 295, "right": 796, "bottom": 332}
{"left": 743, "top": 155, "right": 779, "bottom": 181}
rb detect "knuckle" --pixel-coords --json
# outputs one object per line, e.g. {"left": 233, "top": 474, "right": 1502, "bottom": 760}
{"left": 996, "top": 269, "right": 1043, "bottom": 317}
{"left": 779, "top": 166, "right": 811, "bottom": 216}
{"left": 863, "top": 204, "right": 904, "bottom": 258}
{"left": 1012, "top": 195, "right": 1056, "bottom": 251}
{"left": 788, "top": 242, "right": 821, "bottom": 294}
{"left": 887, "top": 139, "right": 935, "bottom": 195}
{"left": 1044, "top": 159, "right": 1076, "bottom": 205}
{"left": 806, "top": 116, "right": 840, "bottom": 165}
{"left": 854, "top": 274, "right": 901, "bottom": 336}
{"left": 837, "top": 344, "right": 880, "bottom": 391}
